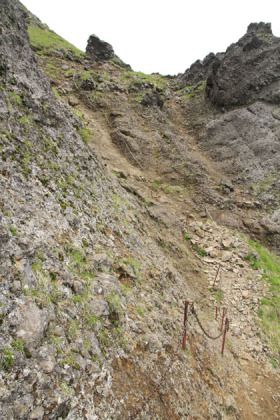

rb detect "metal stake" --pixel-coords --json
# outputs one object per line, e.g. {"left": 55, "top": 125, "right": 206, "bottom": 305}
{"left": 221, "top": 318, "right": 228, "bottom": 355}
{"left": 220, "top": 307, "right": 226, "bottom": 331}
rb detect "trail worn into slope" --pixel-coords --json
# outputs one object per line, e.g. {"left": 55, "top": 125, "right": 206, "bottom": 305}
{"left": 74, "top": 100, "right": 280, "bottom": 419}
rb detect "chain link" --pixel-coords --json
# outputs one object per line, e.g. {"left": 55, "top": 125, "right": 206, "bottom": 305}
{"left": 128, "top": 303, "right": 228, "bottom": 419}
{"left": 191, "top": 305, "right": 224, "bottom": 340}
{"left": 128, "top": 312, "right": 193, "bottom": 420}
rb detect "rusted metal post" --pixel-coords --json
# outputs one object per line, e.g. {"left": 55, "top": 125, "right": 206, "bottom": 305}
{"left": 182, "top": 301, "right": 189, "bottom": 350}
{"left": 213, "top": 263, "right": 221, "bottom": 288}
{"left": 220, "top": 307, "right": 226, "bottom": 331}
{"left": 221, "top": 318, "right": 228, "bottom": 355}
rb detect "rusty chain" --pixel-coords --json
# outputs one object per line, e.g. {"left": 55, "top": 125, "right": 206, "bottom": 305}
{"left": 128, "top": 310, "right": 194, "bottom": 420}
{"left": 128, "top": 302, "right": 229, "bottom": 419}
{"left": 183, "top": 234, "right": 203, "bottom": 262}
{"left": 191, "top": 305, "right": 224, "bottom": 340}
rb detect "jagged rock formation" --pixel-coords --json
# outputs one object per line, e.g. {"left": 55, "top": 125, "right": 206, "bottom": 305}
{"left": 179, "top": 23, "right": 280, "bottom": 250}
{"left": 86, "top": 34, "right": 115, "bottom": 63}
{"left": 206, "top": 22, "right": 280, "bottom": 107}
{"left": 178, "top": 53, "right": 221, "bottom": 88}
{"left": 0, "top": 2, "right": 280, "bottom": 419}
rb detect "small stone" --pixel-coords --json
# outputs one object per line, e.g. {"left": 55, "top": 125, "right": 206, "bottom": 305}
{"left": 68, "top": 97, "right": 79, "bottom": 107}
{"left": 53, "top": 326, "right": 63, "bottom": 336}
{"left": 41, "top": 360, "right": 54, "bottom": 374}
{"left": 242, "top": 291, "right": 250, "bottom": 299}
{"left": 196, "top": 229, "right": 205, "bottom": 238}
{"left": 61, "top": 64, "right": 69, "bottom": 71}
{"left": 30, "top": 406, "right": 44, "bottom": 419}
{"left": 210, "top": 250, "right": 218, "bottom": 258}
{"left": 222, "top": 238, "right": 232, "bottom": 248}
{"left": 222, "top": 251, "right": 232, "bottom": 262}
{"left": 159, "top": 195, "right": 170, "bottom": 204}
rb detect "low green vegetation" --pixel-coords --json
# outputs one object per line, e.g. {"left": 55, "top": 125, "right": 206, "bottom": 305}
{"left": 28, "top": 25, "right": 84, "bottom": 58}
{"left": 250, "top": 172, "right": 277, "bottom": 195}
{"left": 77, "top": 127, "right": 92, "bottom": 145}
{"left": 161, "top": 184, "right": 183, "bottom": 194}
{"left": 181, "top": 81, "right": 206, "bottom": 101}
{"left": 1, "top": 347, "right": 15, "bottom": 370}
{"left": 184, "top": 233, "right": 207, "bottom": 257}
{"left": 126, "top": 256, "right": 142, "bottom": 279}
{"left": 62, "top": 353, "right": 80, "bottom": 370}
{"left": 248, "top": 240, "right": 280, "bottom": 353}
{"left": 269, "top": 359, "right": 278, "bottom": 369}
{"left": 52, "top": 87, "right": 60, "bottom": 99}
{"left": 214, "top": 289, "right": 224, "bottom": 303}
{"left": 121, "top": 70, "right": 167, "bottom": 91}
{"left": 10, "top": 225, "right": 18, "bottom": 236}
{"left": 11, "top": 339, "right": 25, "bottom": 352}
{"left": 135, "top": 305, "right": 145, "bottom": 318}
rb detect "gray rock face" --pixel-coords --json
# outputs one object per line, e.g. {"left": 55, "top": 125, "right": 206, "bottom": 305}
{"left": 198, "top": 102, "right": 280, "bottom": 184}
{"left": 86, "top": 34, "right": 115, "bottom": 63}
{"left": 179, "top": 53, "right": 221, "bottom": 88}
{"left": 206, "top": 22, "right": 280, "bottom": 107}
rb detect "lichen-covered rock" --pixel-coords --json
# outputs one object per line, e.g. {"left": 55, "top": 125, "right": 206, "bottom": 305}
{"left": 11, "top": 299, "right": 49, "bottom": 348}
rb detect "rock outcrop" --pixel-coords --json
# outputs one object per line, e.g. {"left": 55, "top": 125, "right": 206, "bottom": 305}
{"left": 85, "top": 34, "right": 115, "bottom": 63}
{"left": 206, "top": 22, "right": 280, "bottom": 107}
{"left": 179, "top": 53, "right": 222, "bottom": 88}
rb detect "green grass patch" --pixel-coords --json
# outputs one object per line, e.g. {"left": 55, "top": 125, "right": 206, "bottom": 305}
{"left": 249, "top": 240, "right": 280, "bottom": 354}
{"left": 11, "top": 339, "right": 25, "bottom": 352}
{"left": 52, "top": 87, "right": 60, "bottom": 99}
{"left": 77, "top": 128, "right": 92, "bottom": 145}
{"left": 250, "top": 172, "right": 277, "bottom": 195}
{"left": 181, "top": 81, "right": 206, "bottom": 101}
{"left": 214, "top": 289, "right": 224, "bottom": 303}
{"left": 28, "top": 25, "right": 84, "bottom": 58}
{"left": 1, "top": 347, "right": 15, "bottom": 370}
{"left": 184, "top": 233, "right": 207, "bottom": 257}
{"left": 10, "top": 225, "right": 18, "bottom": 236}
{"left": 269, "top": 359, "right": 278, "bottom": 369}
{"left": 121, "top": 70, "right": 167, "bottom": 91}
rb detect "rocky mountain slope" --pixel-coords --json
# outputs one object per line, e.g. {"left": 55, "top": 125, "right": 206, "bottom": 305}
{"left": 0, "top": 1, "right": 280, "bottom": 419}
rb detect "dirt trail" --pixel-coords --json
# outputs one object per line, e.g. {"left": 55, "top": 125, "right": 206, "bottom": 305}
{"left": 65, "top": 88, "right": 280, "bottom": 420}
{"left": 236, "top": 359, "right": 280, "bottom": 419}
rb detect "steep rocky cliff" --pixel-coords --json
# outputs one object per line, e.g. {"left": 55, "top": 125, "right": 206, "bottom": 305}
{"left": 0, "top": 1, "right": 280, "bottom": 419}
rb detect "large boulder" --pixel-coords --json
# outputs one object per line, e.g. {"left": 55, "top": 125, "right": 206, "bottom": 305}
{"left": 85, "top": 34, "right": 115, "bottom": 63}
{"left": 206, "top": 22, "right": 280, "bottom": 107}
